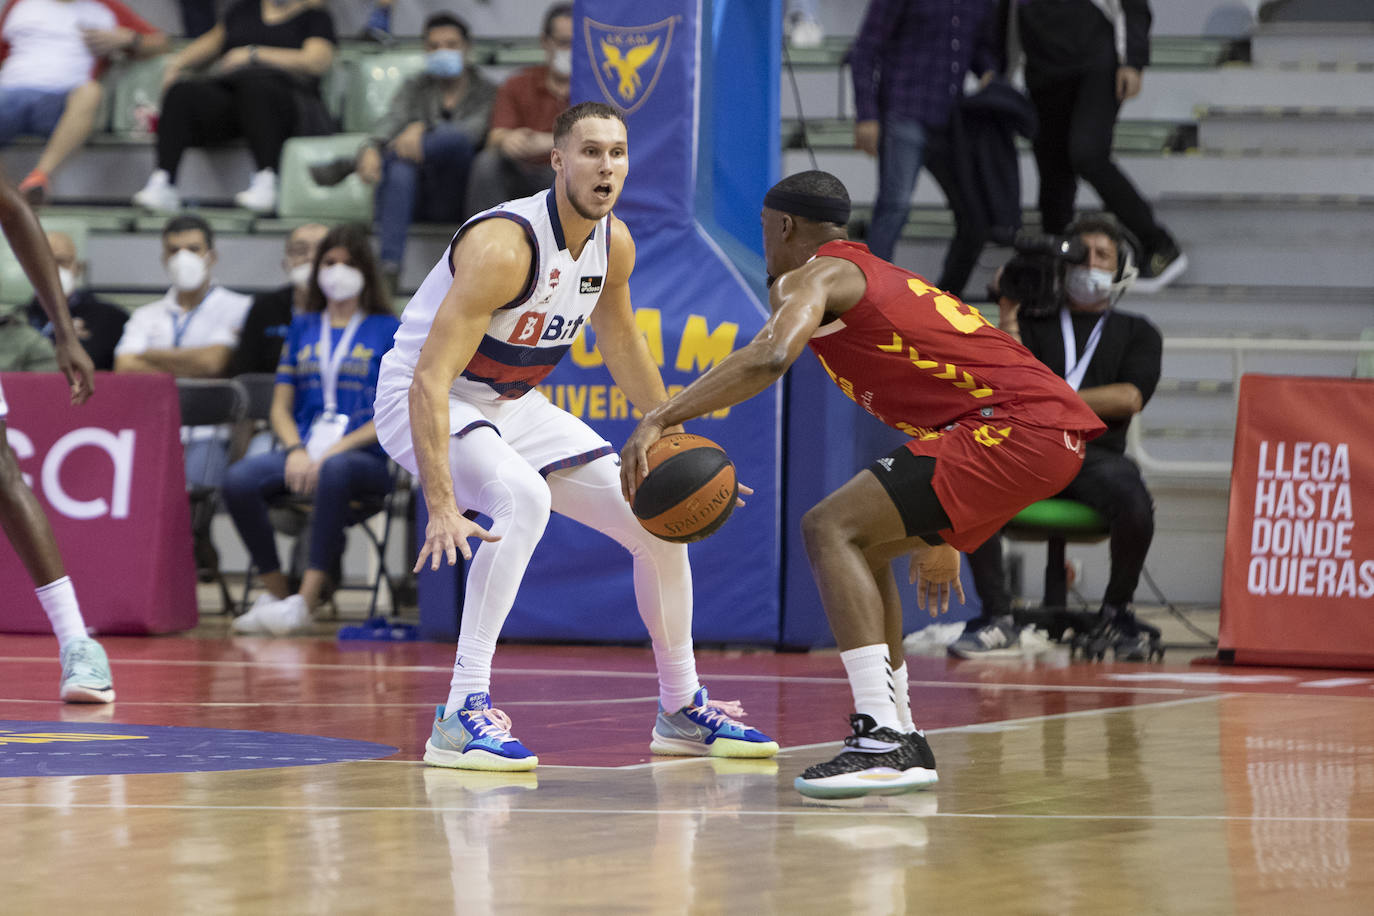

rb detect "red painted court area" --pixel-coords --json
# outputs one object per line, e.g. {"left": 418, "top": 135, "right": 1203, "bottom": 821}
{"left": 5, "top": 633, "right": 1372, "bottom": 768}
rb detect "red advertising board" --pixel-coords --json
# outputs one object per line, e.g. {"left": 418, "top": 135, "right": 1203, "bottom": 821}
{"left": 1220, "top": 375, "right": 1374, "bottom": 668}
{"left": 0, "top": 373, "right": 198, "bottom": 634}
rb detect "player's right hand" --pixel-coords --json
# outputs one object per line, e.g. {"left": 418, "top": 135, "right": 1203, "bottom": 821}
{"left": 414, "top": 506, "right": 500, "bottom": 572}
{"left": 618, "top": 419, "right": 664, "bottom": 504}
{"left": 909, "top": 543, "right": 965, "bottom": 616}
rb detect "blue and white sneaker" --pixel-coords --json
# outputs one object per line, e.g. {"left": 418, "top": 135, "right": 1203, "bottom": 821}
{"left": 59, "top": 637, "right": 115, "bottom": 704}
{"left": 650, "top": 687, "right": 779, "bottom": 758}
{"left": 423, "top": 693, "right": 538, "bottom": 772}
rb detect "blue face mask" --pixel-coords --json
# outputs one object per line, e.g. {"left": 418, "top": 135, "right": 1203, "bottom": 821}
{"left": 425, "top": 49, "right": 465, "bottom": 78}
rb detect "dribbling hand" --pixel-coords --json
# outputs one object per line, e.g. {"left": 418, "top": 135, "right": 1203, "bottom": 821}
{"left": 414, "top": 506, "right": 500, "bottom": 572}
{"left": 619, "top": 419, "right": 665, "bottom": 504}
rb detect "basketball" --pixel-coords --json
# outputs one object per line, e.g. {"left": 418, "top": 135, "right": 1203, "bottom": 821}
{"left": 631, "top": 433, "right": 738, "bottom": 543}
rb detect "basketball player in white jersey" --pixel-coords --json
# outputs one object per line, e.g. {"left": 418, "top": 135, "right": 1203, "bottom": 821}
{"left": 373, "top": 102, "right": 778, "bottom": 771}
{"left": 0, "top": 169, "right": 115, "bottom": 702}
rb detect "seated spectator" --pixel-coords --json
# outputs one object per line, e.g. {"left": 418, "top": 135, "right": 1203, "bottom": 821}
{"left": 113, "top": 213, "right": 252, "bottom": 488}
{"left": 355, "top": 12, "right": 495, "bottom": 288}
{"left": 464, "top": 2, "right": 570, "bottom": 214}
{"left": 956, "top": 213, "right": 1161, "bottom": 661}
{"left": 228, "top": 221, "right": 328, "bottom": 376}
{"left": 224, "top": 223, "right": 400, "bottom": 636}
{"left": 132, "top": 0, "right": 336, "bottom": 215}
{"left": 25, "top": 230, "right": 128, "bottom": 371}
{"left": 0, "top": 0, "right": 167, "bottom": 206}
{"left": 0, "top": 299, "right": 58, "bottom": 370}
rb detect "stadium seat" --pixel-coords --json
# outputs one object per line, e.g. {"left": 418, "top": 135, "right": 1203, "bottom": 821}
{"left": 340, "top": 51, "right": 425, "bottom": 133}
{"left": 276, "top": 134, "right": 374, "bottom": 221}
{"left": 1003, "top": 498, "right": 1111, "bottom": 638}
{"left": 0, "top": 218, "right": 90, "bottom": 305}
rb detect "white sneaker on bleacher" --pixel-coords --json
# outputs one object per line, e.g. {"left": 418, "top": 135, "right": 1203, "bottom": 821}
{"left": 234, "top": 168, "right": 277, "bottom": 214}
{"left": 132, "top": 169, "right": 181, "bottom": 212}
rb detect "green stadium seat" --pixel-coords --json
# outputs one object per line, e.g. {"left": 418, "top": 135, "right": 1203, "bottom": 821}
{"left": 341, "top": 51, "right": 424, "bottom": 133}
{"left": 0, "top": 217, "right": 90, "bottom": 305}
{"left": 277, "top": 134, "right": 373, "bottom": 222}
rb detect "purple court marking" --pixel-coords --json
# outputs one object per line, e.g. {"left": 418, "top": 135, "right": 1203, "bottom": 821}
{"left": 0, "top": 720, "right": 397, "bottom": 777}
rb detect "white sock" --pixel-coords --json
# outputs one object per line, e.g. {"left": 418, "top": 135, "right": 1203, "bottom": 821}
{"left": 840, "top": 643, "right": 900, "bottom": 730}
{"left": 446, "top": 633, "right": 496, "bottom": 714}
{"left": 893, "top": 662, "right": 915, "bottom": 733}
{"left": 36, "top": 576, "right": 87, "bottom": 652}
{"left": 653, "top": 643, "right": 701, "bottom": 712}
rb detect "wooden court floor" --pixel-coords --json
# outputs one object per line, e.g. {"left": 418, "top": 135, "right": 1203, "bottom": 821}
{"left": 3, "top": 629, "right": 1373, "bottom": 915}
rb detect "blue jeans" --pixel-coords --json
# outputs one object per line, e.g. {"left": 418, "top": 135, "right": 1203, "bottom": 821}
{"left": 866, "top": 117, "right": 929, "bottom": 262}
{"left": 0, "top": 87, "right": 68, "bottom": 146}
{"left": 375, "top": 128, "right": 478, "bottom": 266}
{"left": 222, "top": 448, "right": 393, "bottom": 575}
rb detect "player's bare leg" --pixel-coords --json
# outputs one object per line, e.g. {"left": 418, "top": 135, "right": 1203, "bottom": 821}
{"left": 0, "top": 421, "right": 113, "bottom": 702}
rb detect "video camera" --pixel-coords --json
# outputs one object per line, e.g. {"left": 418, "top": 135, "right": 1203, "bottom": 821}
{"left": 987, "top": 233, "right": 1088, "bottom": 318}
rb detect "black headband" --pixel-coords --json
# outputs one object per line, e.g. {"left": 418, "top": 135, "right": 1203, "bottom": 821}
{"left": 763, "top": 187, "right": 850, "bottom": 225}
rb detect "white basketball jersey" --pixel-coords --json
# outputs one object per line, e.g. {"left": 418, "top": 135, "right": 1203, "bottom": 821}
{"left": 389, "top": 189, "right": 611, "bottom": 402}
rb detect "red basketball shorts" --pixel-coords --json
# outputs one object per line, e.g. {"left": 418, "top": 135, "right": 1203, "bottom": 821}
{"left": 904, "top": 417, "right": 1090, "bottom": 552}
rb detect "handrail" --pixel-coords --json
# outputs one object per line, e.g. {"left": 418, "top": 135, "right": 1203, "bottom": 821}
{"left": 1129, "top": 336, "right": 1374, "bottom": 479}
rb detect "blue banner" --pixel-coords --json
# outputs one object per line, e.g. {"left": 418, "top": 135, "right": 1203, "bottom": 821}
{"left": 502, "top": 0, "right": 782, "bottom": 644}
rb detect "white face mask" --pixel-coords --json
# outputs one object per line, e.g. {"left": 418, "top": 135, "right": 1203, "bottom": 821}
{"left": 1065, "top": 266, "right": 1114, "bottom": 307}
{"left": 551, "top": 48, "right": 572, "bottom": 77}
{"left": 288, "top": 262, "right": 313, "bottom": 291}
{"left": 166, "top": 249, "right": 209, "bottom": 292}
{"left": 317, "top": 263, "right": 365, "bottom": 302}
{"left": 58, "top": 267, "right": 79, "bottom": 298}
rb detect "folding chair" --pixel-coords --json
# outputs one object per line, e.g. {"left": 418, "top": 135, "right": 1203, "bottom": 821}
{"left": 176, "top": 378, "right": 249, "bottom": 614}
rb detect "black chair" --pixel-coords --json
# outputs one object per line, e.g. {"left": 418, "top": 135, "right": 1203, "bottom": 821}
{"left": 176, "top": 377, "right": 250, "bottom": 614}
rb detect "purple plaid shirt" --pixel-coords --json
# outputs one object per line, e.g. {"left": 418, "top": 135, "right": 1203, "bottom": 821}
{"left": 850, "top": 0, "right": 1000, "bottom": 128}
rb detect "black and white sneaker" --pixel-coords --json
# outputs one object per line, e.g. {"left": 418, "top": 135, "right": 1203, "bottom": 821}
{"left": 794, "top": 714, "right": 939, "bottom": 799}
{"left": 1133, "top": 236, "right": 1189, "bottom": 293}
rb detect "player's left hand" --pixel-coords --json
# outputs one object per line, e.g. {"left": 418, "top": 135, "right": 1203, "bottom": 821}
{"left": 619, "top": 419, "right": 664, "bottom": 504}
{"left": 909, "top": 543, "right": 965, "bottom": 616}
{"left": 54, "top": 338, "right": 94, "bottom": 405}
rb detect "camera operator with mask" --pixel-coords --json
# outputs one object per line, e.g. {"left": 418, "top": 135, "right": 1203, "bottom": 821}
{"left": 951, "top": 213, "right": 1163, "bottom": 661}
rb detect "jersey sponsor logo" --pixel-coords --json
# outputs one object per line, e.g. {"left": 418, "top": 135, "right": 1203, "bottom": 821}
{"left": 579, "top": 275, "right": 604, "bottom": 295}
{"left": 585, "top": 17, "right": 676, "bottom": 114}
{"left": 540, "top": 314, "right": 587, "bottom": 343}
{"left": 973, "top": 424, "right": 1012, "bottom": 447}
{"left": 549, "top": 268, "right": 561, "bottom": 288}
{"left": 508, "top": 311, "right": 548, "bottom": 345}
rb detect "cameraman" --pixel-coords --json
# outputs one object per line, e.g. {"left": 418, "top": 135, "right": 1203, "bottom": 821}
{"left": 952, "top": 213, "right": 1163, "bottom": 661}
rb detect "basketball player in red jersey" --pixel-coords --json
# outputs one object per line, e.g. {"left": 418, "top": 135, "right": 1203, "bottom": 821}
{"left": 621, "top": 170, "right": 1105, "bottom": 799}
{"left": 0, "top": 168, "right": 115, "bottom": 703}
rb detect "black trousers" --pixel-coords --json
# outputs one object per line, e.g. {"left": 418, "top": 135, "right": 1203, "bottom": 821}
{"left": 157, "top": 71, "right": 301, "bottom": 177}
{"left": 967, "top": 446, "right": 1155, "bottom": 616}
{"left": 1025, "top": 66, "right": 1166, "bottom": 250}
{"left": 924, "top": 128, "right": 990, "bottom": 299}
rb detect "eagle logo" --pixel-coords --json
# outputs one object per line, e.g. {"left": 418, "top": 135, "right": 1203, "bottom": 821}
{"left": 584, "top": 17, "right": 676, "bottom": 115}
{"left": 600, "top": 38, "right": 659, "bottom": 102}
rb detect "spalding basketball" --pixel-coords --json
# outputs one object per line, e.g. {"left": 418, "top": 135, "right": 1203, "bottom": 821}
{"left": 632, "top": 433, "right": 738, "bottom": 543}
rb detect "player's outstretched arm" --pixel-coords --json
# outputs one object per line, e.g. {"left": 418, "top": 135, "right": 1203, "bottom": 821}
{"left": 0, "top": 174, "right": 93, "bottom": 404}
{"left": 618, "top": 258, "right": 839, "bottom": 502}
{"left": 590, "top": 219, "right": 672, "bottom": 415}
{"left": 408, "top": 220, "right": 530, "bottom": 570}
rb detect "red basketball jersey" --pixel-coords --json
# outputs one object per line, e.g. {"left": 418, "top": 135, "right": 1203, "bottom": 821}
{"left": 807, "top": 240, "right": 1104, "bottom": 439}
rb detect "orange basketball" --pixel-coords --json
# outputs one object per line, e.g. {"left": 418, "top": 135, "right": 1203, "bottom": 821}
{"left": 631, "top": 433, "right": 738, "bottom": 543}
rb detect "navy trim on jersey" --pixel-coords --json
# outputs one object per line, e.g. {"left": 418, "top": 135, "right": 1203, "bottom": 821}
{"left": 471, "top": 335, "right": 569, "bottom": 368}
{"left": 539, "top": 445, "right": 615, "bottom": 478}
{"left": 448, "top": 213, "right": 540, "bottom": 312}
{"left": 544, "top": 189, "right": 597, "bottom": 254}
{"left": 454, "top": 420, "right": 499, "bottom": 439}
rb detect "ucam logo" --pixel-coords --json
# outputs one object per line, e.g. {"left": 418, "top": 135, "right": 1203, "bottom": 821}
{"left": 4, "top": 426, "right": 136, "bottom": 519}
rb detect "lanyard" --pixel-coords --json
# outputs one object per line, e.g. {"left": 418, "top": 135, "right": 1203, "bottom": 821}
{"left": 317, "top": 312, "right": 363, "bottom": 416}
{"left": 171, "top": 289, "right": 211, "bottom": 346}
{"left": 1061, "top": 307, "right": 1107, "bottom": 392}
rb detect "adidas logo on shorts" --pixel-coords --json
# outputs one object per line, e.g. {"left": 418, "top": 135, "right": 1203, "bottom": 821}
{"left": 877, "top": 457, "right": 895, "bottom": 471}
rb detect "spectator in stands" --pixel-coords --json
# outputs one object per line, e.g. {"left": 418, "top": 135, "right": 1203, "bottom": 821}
{"left": 0, "top": 0, "right": 168, "bottom": 207}
{"left": 356, "top": 12, "right": 496, "bottom": 289}
{"left": 848, "top": 0, "right": 1001, "bottom": 292}
{"left": 956, "top": 213, "right": 1161, "bottom": 661}
{"left": 132, "top": 0, "right": 336, "bottom": 216}
{"left": 113, "top": 213, "right": 252, "bottom": 487}
{"left": 1014, "top": 0, "right": 1187, "bottom": 292}
{"left": 0, "top": 300, "right": 58, "bottom": 370}
{"left": 228, "top": 221, "right": 328, "bottom": 376}
{"left": 224, "top": 223, "right": 400, "bottom": 637}
{"left": 179, "top": 1, "right": 218, "bottom": 40}
{"left": 464, "top": 2, "right": 570, "bottom": 215}
{"left": 25, "top": 230, "right": 128, "bottom": 371}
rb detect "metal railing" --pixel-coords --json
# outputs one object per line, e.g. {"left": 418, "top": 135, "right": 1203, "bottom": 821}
{"left": 1129, "top": 336, "right": 1374, "bottom": 479}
